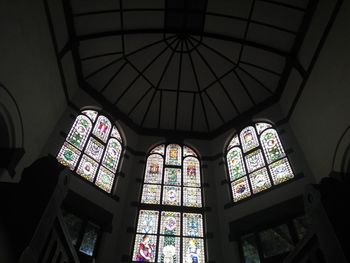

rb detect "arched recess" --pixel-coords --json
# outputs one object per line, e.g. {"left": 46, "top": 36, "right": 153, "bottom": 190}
{"left": 332, "top": 125, "right": 350, "bottom": 175}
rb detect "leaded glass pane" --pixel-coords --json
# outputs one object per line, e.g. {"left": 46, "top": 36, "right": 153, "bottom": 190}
{"left": 260, "top": 129, "right": 285, "bottom": 164}
{"left": 92, "top": 115, "right": 111, "bottom": 143}
{"left": 62, "top": 211, "right": 83, "bottom": 246}
{"left": 249, "top": 168, "right": 271, "bottom": 194}
{"left": 102, "top": 138, "right": 121, "bottom": 173}
{"left": 164, "top": 168, "right": 181, "bottom": 186}
{"left": 144, "top": 154, "right": 164, "bottom": 184}
{"left": 85, "top": 137, "right": 105, "bottom": 162}
{"left": 160, "top": 211, "right": 181, "bottom": 236}
{"left": 95, "top": 166, "right": 115, "bottom": 193}
{"left": 158, "top": 236, "right": 180, "bottom": 263}
{"left": 241, "top": 234, "right": 260, "bottom": 263}
{"left": 57, "top": 142, "right": 81, "bottom": 170}
{"left": 231, "top": 177, "right": 251, "bottom": 202}
{"left": 228, "top": 134, "right": 240, "bottom": 149}
{"left": 110, "top": 125, "right": 122, "bottom": 142}
{"left": 183, "top": 157, "right": 201, "bottom": 187}
{"left": 293, "top": 216, "right": 309, "bottom": 240}
{"left": 66, "top": 115, "right": 92, "bottom": 150}
{"left": 141, "top": 184, "right": 161, "bottom": 204}
{"left": 227, "top": 147, "right": 246, "bottom": 181}
{"left": 165, "top": 144, "right": 182, "bottom": 166}
{"left": 162, "top": 186, "right": 181, "bottom": 206}
{"left": 76, "top": 154, "right": 98, "bottom": 182}
{"left": 133, "top": 234, "right": 157, "bottom": 262}
{"left": 183, "top": 187, "right": 202, "bottom": 208}
{"left": 82, "top": 110, "right": 98, "bottom": 123}
{"left": 137, "top": 210, "right": 159, "bottom": 234}
{"left": 183, "top": 213, "right": 203, "bottom": 237}
{"left": 269, "top": 158, "right": 294, "bottom": 185}
{"left": 150, "top": 144, "right": 165, "bottom": 155}
{"left": 240, "top": 126, "right": 259, "bottom": 153}
{"left": 245, "top": 149, "right": 265, "bottom": 173}
{"left": 255, "top": 122, "right": 272, "bottom": 135}
{"left": 183, "top": 238, "right": 205, "bottom": 263}
{"left": 79, "top": 222, "right": 99, "bottom": 256}
{"left": 183, "top": 146, "right": 197, "bottom": 157}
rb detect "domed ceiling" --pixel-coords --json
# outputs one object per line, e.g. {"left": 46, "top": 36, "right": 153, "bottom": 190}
{"left": 60, "top": 0, "right": 315, "bottom": 137}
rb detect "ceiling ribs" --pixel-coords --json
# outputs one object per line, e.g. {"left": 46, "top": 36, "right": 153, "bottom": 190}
{"left": 100, "top": 60, "right": 127, "bottom": 93}
{"left": 174, "top": 40, "right": 184, "bottom": 130}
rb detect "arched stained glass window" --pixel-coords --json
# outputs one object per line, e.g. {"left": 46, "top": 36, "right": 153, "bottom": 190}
{"left": 226, "top": 122, "right": 294, "bottom": 202}
{"left": 57, "top": 109, "right": 124, "bottom": 193}
{"left": 132, "top": 144, "right": 206, "bottom": 262}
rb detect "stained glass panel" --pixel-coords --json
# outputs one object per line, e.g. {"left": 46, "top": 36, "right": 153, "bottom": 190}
{"left": 82, "top": 110, "right": 98, "bottom": 123}
{"left": 269, "top": 158, "right": 294, "bottom": 185}
{"left": 85, "top": 137, "right": 104, "bottom": 162}
{"left": 137, "top": 210, "right": 159, "bottom": 234}
{"left": 183, "top": 187, "right": 202, "bottom": 207}
{"left": 245, "top": 149, "right": 265, "bottom": 173}
{"left": 66, "top": 115, "right": 92, "bottom": 150}
{"left": 183, "top": 146, "right": 197, "bottom": 157}
{"left": 241, "top": 234, "right": 261, "bottom": 263}
{"left": 162, "top": 186, "right": 181, "bottom": 206}
{"left": 158, "top": 236, "right": 180, "bottom": 263}
{"left": 165, "top": 144, "right": 182, "bottom": 166}
{"left": 164, "top": 168, "right": 181, "bottom": 186}
{"left": 79, "top": 222, "right": 99, "bottom": 256}
{"left": 160, "top": 211, "right": 181, "bottom": 236}
{"left": 183, "top": 157, "right": 201, "bottom": 187}
{"left": 249, "top": 168, "right": 271, "bottom": 194}
{"left": 144, "top": 154, "right": 164, "bottom": 184}
{"left": 92, "top": 115, "right": 111, "bottom": 143}
{"left": 150, "top": 144, "right": 165, "bottom": 155}
{"left": 183, "top": 213, "right": 203, "bottom": 237}
{"left": 228, "top": 134, "right": 240, "bottom": 149}
{"left": 240, "top": 126, "right": 259, "bottom": 153}
{"left": 110, "top": 125, "right": 122, "bottom": 142}
{"left": 261, "top": 129, "right": 286, "bottom": 164}
{"left": 227, "top": 147, "right": 246, "bottom": 181}
{"left": 95, "top": 166, "right": 115, "bottom": 193}
{"left": 183, "top": 238, "right": 205, "bottom": 263}
{"left": 231, "top": 177, "right": 251, "bottom": 202}
{"left": 76, "top": 154, "right": 98, "bottom": 182}
{"left": 255, "top": 122, "right": 272, "bottom": 135}
{"left": 57, "top": 142, "right": 81, "bottom": 170}
{"left": 102, "top": 138, "right": 121, "bottom": 173}
{"left": 141, "top": 184, "right": 161, "bottom": 204}
{"left": 133, "top": 234, "right": 157, "bottom": 262}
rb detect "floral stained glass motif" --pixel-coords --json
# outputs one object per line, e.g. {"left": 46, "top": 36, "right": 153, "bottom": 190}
{"left": 150, "top": 144, "right": 165, "bottom": 155}
{"left": 183, "top": 187, "right": 202, "bottom": 207}
{"left": 183, "top": 157, "right": 201, "bottom": 187}
{"left": 255, "top": 122, "right": 272, "bottom": 135}
{"left": 133, "top": 234, "right": 157, "bottom": 262}
{"left": 227, "top": 147, "right": 246, "bottom": 181}
{"left": 141, "top": 184, "right": 161, "bottom": 204}
{"left": 183, "top": 146, "right": 197, "bottom": 157}
{"left": 57, "top": 142, "right": 81, "bottom": 170}
{"left": 92, "top": 116, "right": 111, "bottom": 143}
{"left": 183, "top": 238, "right": 205, "bottom": 263}
{"left": 82, "top": 110, "right": 98, "bottom": 123}
{"left": 102, "top": 138, "right": 121, "bottom": 173}
{"left": 110, "top": 126, "right": 122, "bottom": 142}
{"left": 76, "top": 155, "right": 98, "bottom": 182}
{"left": 137, "top": 210, "right": 159, "bottom": 234}
{"left": 160, "top": 211, "right": 181, "bottom": 236}
{"left": 245, "top": 150, "right": 265, "bottom": 173}
{"left": 95, "top": 166, "right": 115, "bottom": 193}
{"left": 249, "top": 168, "right": 271, "bottom": 194}
{"left": 261, "top": 129, "right": 286, "bottom": 164}
{"left": 240, "top": 126, "right": 259, "bottom": 153}
{"left": 183, "top": 213, "right": 203, "bottom": 237}
{"left": 85, "top": 137, "right": 104, "bottom": 162}
{"left": 162, "top": 186, "right": 181, "bottom": 206}
{"left": 165, "top": 144, "right": 182, "bottom": 166}
{"left": 66, "top": 115, "right": 92, "bottom": 150}
{"left": 269, "top": 158, "right": 294, "bottom": 185}
{"left": 164, "top": 168, "right": 181, "bottom": 186}
{"left": 158, "top": 236, "right": 180, "bottom": 263}
{"left": 144, "top": 154, "right": 164, "bottom": 184}
{"left": 231, "top": 177, "right": 251, "bottom": 202}
{"left": 228, "top": 134, "right": 240, "bottom": 149}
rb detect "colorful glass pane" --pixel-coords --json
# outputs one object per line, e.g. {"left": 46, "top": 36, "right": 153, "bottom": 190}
{"left": 162, "top": 186, "right": 181, "bottom": 206}
{"left": 160, "top": 211, "right": 181, "bottom": 236}
{"left": 261, "top": 129, "right": 286, "bottom": 164}
{"left": 228, "top": 134, "right": 240, "bottom": 149}
{"left": 183, "top": 146, "right": 197, "bottom": 157}
{"left": 144, "top": 154, "right": 163, "bottom": 184}
{"left": 255, "top": 122, "right": 272, "bottom": 135}
{"left": 227, "top": 147, "right": 246, "bottom": 181}
{"left": 183, "top": 213, "right": 203, "bottom": 237}
{"left": 150, "top": 144, "right": 165, "bottom": 156}
{"left": 141, "top": 184, "right": 161, "bottom": 204}
{"left": 85, "top": 137, "right": 104, "bottom": 162}
{"left": 79, "top": 222, "right": 99, "bottom": 256}
{"left": 110, "top": 125, "right": 122, "bottom": 142}
{"left": 137, "top": 210, "right": 159, "bottom": 234}
{"left": 183, "top": 187, "right": 202, "bottom": 208}
{"left": 245, "top": 149, "right": 265, "bottom": 173}
{"left": 82, "top": 110, "right": 98, "bottom": 123}
{"left": 164, "top": 168, "right": 181, "bottom": 186}
{"left": 66, "top": 115, "right": 92, "bottom": 150}
{"left": 165, "top": 144, "right": 182, "bottom": 166}
{"left": 102, "top": 138, "right": 121, "bottom": 173}
{"left": 231, "top": 177, "right": 251, "bottom": 202}
{"left": 76, "top": 154, "right": 98, "bottom": 182}
{"left": 92, "top": 115, "right": 111, "bottom": 143}
{"left": 132, "top": 234, "right": 157, "bottom": 262}
{"left": 57, "top": 142, "right": 81, "bottom": 170}
{"left": 95, "top": 166, "right": 115, "bottom": 193}
{"left": 183, "top": 238, "right": 205, "bottom": 263}
{"left": 183, "top": 157, "right": 201, "bottom": 187}
{"left": 269, "top": 158, "right": 294, "bottom": 185}
{"left": 249, "top": 168, "right": 271, "bottom": 194}
{"left": 240, "top": 126, "right": 259, "bottom": 153}
{"left": 158, "top": 236, "right": 180, "bottom": 263}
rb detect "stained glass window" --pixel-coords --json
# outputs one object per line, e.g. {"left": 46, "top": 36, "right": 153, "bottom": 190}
{"left": 226, "top": 122, "right": 294, "bottom": 202}
{"left": 134, "top": 144, "right": 206, "bottom": 262}
{"left": 57, "top": 109, "right": 124, "bottom": 193}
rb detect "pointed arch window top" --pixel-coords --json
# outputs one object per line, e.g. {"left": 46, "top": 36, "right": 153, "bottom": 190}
{"left": 166, "top": 144, "right": 182, "bottom": 166}
{"left": 82, "top": 110, "right": 98, "bottom": 123}
{"left": 240, "top": 126, "right": 259, "bottom": 153}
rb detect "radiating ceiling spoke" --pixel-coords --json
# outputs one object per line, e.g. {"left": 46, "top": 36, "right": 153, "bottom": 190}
{"left": 237, "top": 66, "right": 273, "bottom": 94}
{"left": 81, "top": 51, "right": 123, "bottom": 61}
{"left": 100, "top": 60, "right": 128, "bottom": 93}
{"left": 239, "top": 61, "right": 282, "bottom": 76}
{"left": 232, "top": 70, "right": 256, "bottom": 105}
{"left": 174, "top": 40, "right": 184, "bottom": 130}
{"left": 127, "top": 86, "right": 153, "bottom": 116}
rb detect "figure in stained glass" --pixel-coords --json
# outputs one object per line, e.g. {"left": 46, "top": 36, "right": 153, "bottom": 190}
{"left": 135, "top": 234, "right": 156, "bottom": 262}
